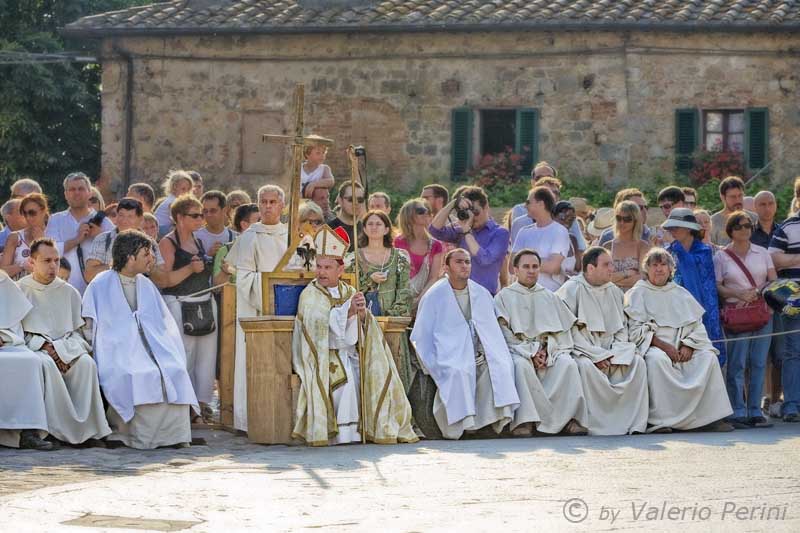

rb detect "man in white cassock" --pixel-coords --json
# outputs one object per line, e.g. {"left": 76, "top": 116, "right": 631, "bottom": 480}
{"left": 18, "top": 238, "right": 110, "bottom": 446}
{"left": 411, "top": 248, "right": 520, "bottom": 439}
{"left": 495, "top": 249, "right": 589, "bottom": 436}
{"left": 625, "top": 248, "right": 734, "bottom": 433}
{"left": 83, "top": 230, "right": 198, "bottom": 449}
{"left": 0, "top": 270, "right": 53, "bottom": 450}
{"left": 225, "top": 185, "right": 288, "bottom": 432}
{"left": 291, "top": 226, "right": 417, "bottom": 446}
{"left": 555, "top": 247, "right": 649, "bottom": 435}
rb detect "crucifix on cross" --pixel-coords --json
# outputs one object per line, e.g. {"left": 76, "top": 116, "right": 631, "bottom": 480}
{"left": 262, "top": 83, "right": 333, "bottom": 240}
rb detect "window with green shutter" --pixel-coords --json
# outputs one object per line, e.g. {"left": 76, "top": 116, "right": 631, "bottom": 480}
{"left": 675, "top": 108, "right": 699, "bottom": 174}
{"left": 745, "top": 108, "right": 769, "bottom": 172}
{"left": 515, "top": 108, "right": 539, "bottom": 175}
{"left": 450, "top": 108, "right": 473, "bottom": 180}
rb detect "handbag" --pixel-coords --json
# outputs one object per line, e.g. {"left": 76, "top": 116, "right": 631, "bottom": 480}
{"left": 364, "top": 290, "right": 383, "bottom": 317}
{"left": 720, "top": 248, "right": 771, "bottom": 333}
{"left": 181, "top": 298, "right": 216, "bottom": 336}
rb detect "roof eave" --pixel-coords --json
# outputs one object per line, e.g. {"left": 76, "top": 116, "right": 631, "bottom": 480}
{"left": 59, "top": 20, "right": 800, "bottom": 40}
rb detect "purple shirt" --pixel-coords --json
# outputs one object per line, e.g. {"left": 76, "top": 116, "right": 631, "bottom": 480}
{"left": 428, "top": 218, "right": 509, "bottom": 294}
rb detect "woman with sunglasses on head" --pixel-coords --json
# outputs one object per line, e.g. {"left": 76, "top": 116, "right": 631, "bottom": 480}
{"left": 602, "top": 200, "right": 650, "bottom": 292}
{"left": 1, "top": 193, "right": 49, "bottom": 280}
{"left": 159, "top": 194, "right": 217, "bottom": 423}
{"left": 714, "top": 211, "right": 776, "bottom": 429}
{"left": 394, "top": 198, "right": 444, "bottom": 313}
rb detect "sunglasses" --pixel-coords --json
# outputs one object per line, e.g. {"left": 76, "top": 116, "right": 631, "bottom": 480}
{"left": 616, "top": 215, "right": 634, "bottom": 223}
{"left": 414, "top": 207, "right": 430, "bottom": 215}
{"left": 343, "top": 196, "right": 366, "bottom": 204}
{"left": 659, "top": 203, "right": 673, "bottom": 211}
{"left": 185, "top": 213, "right": 204, "bottom": 219}
{"left": 23, "top": 209, "right": 41, "bottom": 217}
{"left": 89, "top": 197, "right": 100, "bottom": 203}
{"left": 309, "top": 219, "right": 323, "bottom": 226}
{"left": 732, "top": 223, "right": 753, "bottom": 231}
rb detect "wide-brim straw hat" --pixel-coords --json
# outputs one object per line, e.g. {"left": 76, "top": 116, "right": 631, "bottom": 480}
{"left": 662, "top": 207, "right": 701, "bottom": 231}
{"left": 587, "top": 207, "right": 614, "bottom": 237}
{"left": 569, "top": 197, "right": 592, "bottom": 216}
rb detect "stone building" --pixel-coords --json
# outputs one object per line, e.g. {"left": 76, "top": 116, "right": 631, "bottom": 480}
{"left": 64, "top": 0, "right": 800, "bottom": 198}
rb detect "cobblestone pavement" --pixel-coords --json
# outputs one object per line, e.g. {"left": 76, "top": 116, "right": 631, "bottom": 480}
{"left": 2, "top": 423, "right": 799, "bottom": 532}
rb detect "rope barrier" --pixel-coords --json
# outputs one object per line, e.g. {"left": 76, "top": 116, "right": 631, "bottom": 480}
{"left": 710, "top": 324, "right": 800, "bottom": 344}
{"left": 176, "top": 281, "right": 233, "bottom": 301}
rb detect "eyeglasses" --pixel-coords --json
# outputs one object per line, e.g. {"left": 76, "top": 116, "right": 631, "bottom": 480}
{"left": 636, "top": 203, "right": 648, "bottom": 211}
{"left": 659, "top": 203, "right": 673, "bottom": 212}
{"left": 343, "top": 196, "right": 366, "bottom": 204}
{"left": 23, "top": 209, "right": 40, "bottom": 217}
{"left": 732, "top": 223, "right": 753, "bottom": 231}
{"left": 88, "top": 197, "right": 100, "bottom": 204}
{"left": 414, "top": 207, "right": 430, "bottom": 215}
{"left": 185, "top": 213, "right": 204, "bottom": 219}
{"left": 308, "top": 219, "right": 323, "bottom": 227}
{"left": 616, "top": 215, "right": 634, "bottom": 223}
{"left": 685, "top": 201, "right": 697, "bottom": 208}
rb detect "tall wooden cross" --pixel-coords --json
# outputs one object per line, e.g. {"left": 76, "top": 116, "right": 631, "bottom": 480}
{"left": 262, "top": 83, "right": 333, "bottom": 239}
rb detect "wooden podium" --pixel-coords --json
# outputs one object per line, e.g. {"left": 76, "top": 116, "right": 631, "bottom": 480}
{"left": 240, "top": 314, "right": 411, "bottom": 445}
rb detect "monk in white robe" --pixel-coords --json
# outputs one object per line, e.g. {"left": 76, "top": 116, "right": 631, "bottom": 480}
{"left": 225, "top": 185, "right": 288, "bottom": 432}
{"left": 556, "top": 248, "right": 649, "bottom": 436}
{"left": 291, "top": 227, "right": 417, "bottom": 446}
{"left": 625, "top": 248, "right": 733, "bottom": 432}
{"left": 18, "top": 239, "right": 110, "bottom": 445}
{"left": 411, "top": 249, "right": 520, "bottom": 439}
{"left": 83, "top": 230, "right": 198, "bottom": 449}
{"left": 495, "top": 250, "right": 589, "bottom": 436}
{"left": 0, "top": 271, "right": 52, "bottom": 450}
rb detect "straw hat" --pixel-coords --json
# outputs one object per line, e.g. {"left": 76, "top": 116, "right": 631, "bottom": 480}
{"left": 568, "top": 197, "right": 592, "bottom": 218}
{"left": 587, "top": 207, "right": 614, "bottom": 237}
{"left": 661, "top": 208, "right": 701, "bottom": 231}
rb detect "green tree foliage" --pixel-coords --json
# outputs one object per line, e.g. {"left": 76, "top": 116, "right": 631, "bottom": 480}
{"left": 0, "top": 1, "right": 152, "bottom": 204}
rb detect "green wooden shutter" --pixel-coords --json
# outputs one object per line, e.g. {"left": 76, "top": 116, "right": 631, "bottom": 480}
{"left": 674, "top": 108, "right": 699, "bottom": 174}
{"left": 450, "top": 108, "right": 473, "bottom": 181}
{"left": 745, "top": 108, "right": 769, "bottom": 172}
{"left": 515, "top": 108, "right": 539, "bottom": 175}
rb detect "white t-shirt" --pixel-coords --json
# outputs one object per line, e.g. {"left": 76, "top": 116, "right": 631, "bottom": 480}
{"left": 511, "top": 221, "right": 571, "bottom": 291}
{"left": 194, "top": 227, "right": 237, "bottom": 257}
{"left": 46, "top": 209, "right": 115, "bottom": 294}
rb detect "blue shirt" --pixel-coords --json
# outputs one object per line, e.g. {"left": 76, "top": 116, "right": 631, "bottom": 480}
{"left": 428, "top": 218, "right": 509, "bottom": 295}
{"left": 769, "top": 215, "right": 800, "bottom": 280}
{"left": 0, "top": 226, "right": 10, "bottom": 253}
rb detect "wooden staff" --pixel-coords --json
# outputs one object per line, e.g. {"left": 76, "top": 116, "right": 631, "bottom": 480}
{"left": 347, "top": 145, "right": 367, "bottom": 444}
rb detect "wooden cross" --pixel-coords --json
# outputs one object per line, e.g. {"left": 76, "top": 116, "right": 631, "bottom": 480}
{"left": 262, "top": 83, "right": 333, "bottom": 239}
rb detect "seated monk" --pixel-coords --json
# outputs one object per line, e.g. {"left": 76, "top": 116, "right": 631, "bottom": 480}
{"left": 556, "top": 247, "right": 649, "bottom": 436}
{"left": 0, "top": 270, "right": 53, "bottom": 450}
{"left": 411, "top": 248, "right": 520, "bottom": 440}
{"left": 625, "top": 248, "right": 734, "bottom": 433}
{"left": 292, "top": 226, "right": 417, "bottom": 446}
{"left": 495, "top": 249, "right": 589, "bottom": 436}
{"left": 17, "top": 238, "right": 110, "bottom": 446}
{"left": 83, "top": 230, "right": 199, "bottom": 449}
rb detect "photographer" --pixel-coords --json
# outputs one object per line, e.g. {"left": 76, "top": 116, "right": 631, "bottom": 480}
{"left": 159, "top": 194, "right": 217, "bottom": 423}
{"left": 429, "top": 186, "right": 509, "bottom": 294}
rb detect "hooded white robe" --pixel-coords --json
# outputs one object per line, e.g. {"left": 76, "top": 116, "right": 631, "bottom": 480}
{"left": 625, "top": 279, "right": 733, "bottom": 431}
{"left": 411, "top": 278, "right": 519, "bottom": 439}
{"left": 18, "top": 275, "right": 111, "bottom": 444}
{"left": 0, "top": 272, "right": 48, "bottom": 448}
{"left": 495, "top": 282, "right": 588, "bottom": 433}
{"left": 556, "top": 274, "right": 649, "bottom": 435}
{"left": 83, "top": 270, "right": 197, "bottom": 449}
{"left": 225, "top": 222, "right": 288, "bottom": 431}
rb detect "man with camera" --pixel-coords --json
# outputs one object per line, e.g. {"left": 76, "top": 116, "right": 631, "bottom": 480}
{"left": 429, "top": 186, "right": 509, "bottom": 295}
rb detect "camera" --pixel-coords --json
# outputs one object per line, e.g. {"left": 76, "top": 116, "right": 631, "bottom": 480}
{"left": 87, "top": 211, "right": 107, "bottom": 227}
{"left": 353, "top": 145, "right": 366, "bottom": 157}
{"left": 453, "top": 195, "right": 473, "bottom": 221}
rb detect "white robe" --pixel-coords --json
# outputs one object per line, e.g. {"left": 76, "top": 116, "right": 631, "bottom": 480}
{"left": 325, "top": 287, "right": 362, "bottom": 444}
{"left": 0, "top": 273, "right": 48, "bottom": 448}
{"left": 411, "top": 278, "right": 519, "bottom": 439}
{"left": 495, "top": 282, "right": 588, "bottom": 433}
{"left": 226, "top": 222, "right": 288, "bottom": 431}
{"left": 18, "top": 275, "right": 111, "bottom": 444}
{"left": 82, "top": 271, "right": 198, "bottom": 420}
{"left": 625, "top": 279, "right": 733, "bottom": 431}
{"left": 556, "top": 274, "right": 649, "bottom": 435}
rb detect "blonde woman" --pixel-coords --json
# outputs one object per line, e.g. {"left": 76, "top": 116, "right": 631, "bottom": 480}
{"left": 393, "top": 198, "right": 443, "bottom": 311}
{"left": 89, "top": 187, "right": 105, "bottom": 212}
{"left": 154, "top": 170, "right": 194, "bottom": 237}
{"left": 602, "top": 200, "right": 650, "bottom": 291}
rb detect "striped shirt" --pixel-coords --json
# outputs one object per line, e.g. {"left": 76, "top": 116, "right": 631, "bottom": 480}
{"left": 769, "top": 215, "right": 800, "bottom": 280}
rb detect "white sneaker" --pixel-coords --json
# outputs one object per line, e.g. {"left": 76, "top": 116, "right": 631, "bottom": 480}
{"left": 769, "top": 401, "right": 783, "bottom": 419}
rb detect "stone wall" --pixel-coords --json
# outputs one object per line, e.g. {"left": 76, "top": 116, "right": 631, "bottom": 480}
{"left": 97, "top": 30, "right": 800, "bottom": 199}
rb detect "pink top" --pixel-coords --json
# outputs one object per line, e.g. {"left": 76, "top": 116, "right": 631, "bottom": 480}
{"left": 394, "top": 235, "right": 443, "bottom": 278}
{"left": 713, "top": 244, "right": 775, "bottom": 303}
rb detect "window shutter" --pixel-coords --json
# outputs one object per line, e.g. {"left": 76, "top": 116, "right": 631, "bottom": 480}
{"left": 450, "top": 108, "right": 473, "bottom": 180}
{"left": 515, "top": 108, "right": 539, "bottom": 175}
{"left": 674, "top": 108, "right": 699, "bottom": 174}
{"left": 745, "top": 108, "right": 769, "bottom": 172}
